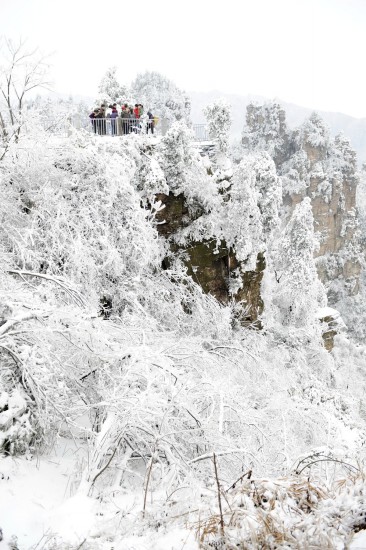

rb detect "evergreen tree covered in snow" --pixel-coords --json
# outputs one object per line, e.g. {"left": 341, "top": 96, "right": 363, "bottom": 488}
{"left": 204, "top": 98, "right": 232, "bottom": 155}
{"left": 157, "top": 121, "right": 217, "bottom": 212}
{"left": 265, "top": 197, "right": 327, "bottom": 329}
{"left": 98, "top": 66, "right": 130, "bottom": 104}
{"left": 131, "top": 71, "right": 191, "bottom": 122}
{"left": 203, "top": 98, "right": 233, "bottom": 185}
{"left": 242, "top": 102, "right": 288, "bottom": 167}
{"left": 219, "top": 152, "right": 281, "bottom": 269}
{"left": 298, "top": 111, "right": 330, "bottom": 148}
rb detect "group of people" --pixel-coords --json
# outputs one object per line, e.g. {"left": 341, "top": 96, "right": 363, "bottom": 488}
{"left": 89, "top": 103, "right": 156, "bottom": 136}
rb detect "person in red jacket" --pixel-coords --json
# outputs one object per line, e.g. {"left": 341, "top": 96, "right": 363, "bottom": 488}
{"left": 133, "top": 104, "right": 140, "bottom": 119}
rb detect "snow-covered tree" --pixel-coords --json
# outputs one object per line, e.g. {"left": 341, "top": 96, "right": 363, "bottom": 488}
{"left": 157, "top": 121, "right": 217, "bottom": 212}
{"left": 264, "top": 197, "right": 327, "bottom": 329}
{"left": 298, "top": 111, "right": 330, "bottom": 148}
{"left": 0, "top": 37, "right": 50, "bottom": 158}
{"left": 131, "top": 71, "right": 191, "bottom": 122}
{"left": 218, "top": 152, "right": 281, "bottom": 268}
{"left": 98, "top": 66, "right": 129, "bottom": 104}
{"left": 204, "top": 98, "right": 232, "bottom": 155}
{"left": 203, "top": 98, "right": 233, "bottom": 184}
{"left": 0, "top": 131, "right": 162, "bottom": 314}
{"left": 242, "top": 102, "right": 288, "bottom": 167}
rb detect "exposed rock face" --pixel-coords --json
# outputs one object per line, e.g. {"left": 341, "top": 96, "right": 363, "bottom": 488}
{"left": 321, "top": 315, "right": 339, "bottom": 352}
{"left": 155, "top": 192, "right": 191, "bottom": 238}
{"left": 318, "top": 307, "right": 346, "bottom": 351}
{"left": 242, "top": 105, "right": 361, "bottom": 302}
{"left": 154, "top": 105, "right": 360, "bottom": 336}
{"left": 155, "top": 192, "right": 264, "bottom": 324}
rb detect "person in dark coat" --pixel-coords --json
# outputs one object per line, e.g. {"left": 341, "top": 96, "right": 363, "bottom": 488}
{"left": 98, "top": 104, "right": 106, "bottom": 135}
{"left": 89, "top": 108, "right": 99, "bottom": 134}
{"left": 110, "top": 107, "right": 118, "bottom": 136}
{"left": 146, "top": 109, "right": 154, "bottom": 134}
{"left": 121, "top": 107, "right": 130, "bottom": 135}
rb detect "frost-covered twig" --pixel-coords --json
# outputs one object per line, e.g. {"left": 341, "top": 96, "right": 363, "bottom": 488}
{"left": 8, "top": 270, "right": 86, "bottom": 307}
{"left": 0, "top": 311, "right": 48, "bottom": 337}
{"left": 190, "top": 449, "right": 254, "bottom": 464}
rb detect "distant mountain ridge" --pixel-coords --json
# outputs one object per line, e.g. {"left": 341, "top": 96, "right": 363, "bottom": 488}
{"left": 190, "top": 90, "right": 366, "bottom": 164}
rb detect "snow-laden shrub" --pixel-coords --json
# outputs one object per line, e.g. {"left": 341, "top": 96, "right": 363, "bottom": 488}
{"left": 195, "top": 469, "right": 366, "bottom": 550}
{"left": 0, "top": 131, "right": 163, "bottom": 312}
{"left": 0, "top": 387, "right": 33, "bottom": 455}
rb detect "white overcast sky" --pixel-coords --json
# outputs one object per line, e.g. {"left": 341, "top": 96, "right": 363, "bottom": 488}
{"left": 1, "top": 0, "right": 366, "bottom": 118}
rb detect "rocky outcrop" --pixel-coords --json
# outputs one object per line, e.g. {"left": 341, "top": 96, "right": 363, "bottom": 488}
{"left": 243, "top": 105, "right": 361, "bottom": 302}
{"left": 318, "top": 307, "right": 346, "bottom": 351}
{"left": 286, "top": 129, "right": 360, "bottom": 299}
{"left": 155, "top": 192, "right": 264, "bottom": 325}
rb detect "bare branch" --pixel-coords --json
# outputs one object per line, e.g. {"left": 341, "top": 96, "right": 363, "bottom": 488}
{"left": 7, "top": 270, "right": 86, "bottom": 308}
{"left": 0, "top": 36, "right": 52, "bottom": 149}
{"left": 0, "top": 311, "right": 48, "bottom": 337}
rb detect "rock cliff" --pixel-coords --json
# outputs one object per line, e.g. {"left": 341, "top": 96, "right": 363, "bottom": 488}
{"left": 152, "top": 106, "right": 360, "bottom": 341}
{"left": 155, "top": 191, "right": 265, "bottom": 325}
{"left": 242, "top": 104, "right": 361, "bottom": 303}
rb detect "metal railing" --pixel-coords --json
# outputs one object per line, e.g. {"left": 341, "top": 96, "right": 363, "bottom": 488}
{"left": 72, "top": 116, "right": 210, "bottom": 142}
{"left": 192, "top": 124, "right": 210, "bottom": 142}
{"left": 87, "top": 117, "right": 157, "bottom": 136}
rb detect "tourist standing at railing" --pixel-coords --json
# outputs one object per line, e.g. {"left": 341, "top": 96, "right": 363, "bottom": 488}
{"left": 89, "top": 108, "right": 99, "bottom": 134}
{"left": 147, "top": 110, "right": 154, "bottom": 134}
{"left": 133, "top": 104, "right": 140, "bottom": 119}
{"left": 110, "top": 107, "right": 118, "bottom": 136}
{"left": 98, "top": 105, "right": 106, "bottom": 135}
{"left": 121, "top": 107, "right": 130, "bottom": 135}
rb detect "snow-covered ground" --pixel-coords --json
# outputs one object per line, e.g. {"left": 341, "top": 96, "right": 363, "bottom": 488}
{"left": 0, "top": 440, "right": 199, "bottom": 549}
{"left": 2, "top": 442, "right": 366, "bottom": 549}
{"left": 0, "top": 441, "right": 88, "bottom": 548}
